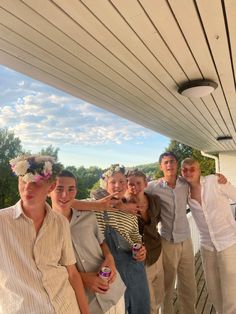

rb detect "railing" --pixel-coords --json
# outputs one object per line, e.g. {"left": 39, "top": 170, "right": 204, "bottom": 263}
{"left": 187, "top": 211, "right": 200, "bottom": 255}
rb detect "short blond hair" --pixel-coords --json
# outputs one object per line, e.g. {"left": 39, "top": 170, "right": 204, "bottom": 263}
{"left": 181, "top": 158, "right": 200, "bottom": 168}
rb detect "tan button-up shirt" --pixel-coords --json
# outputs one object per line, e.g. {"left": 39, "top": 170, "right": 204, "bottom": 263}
{"left": 0, "top": 200, "right": 80, "bottom": 314}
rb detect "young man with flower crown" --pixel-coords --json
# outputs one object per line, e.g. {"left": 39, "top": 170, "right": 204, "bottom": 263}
{"left": 0, "top": 154, "right": 89, "bottom": 314}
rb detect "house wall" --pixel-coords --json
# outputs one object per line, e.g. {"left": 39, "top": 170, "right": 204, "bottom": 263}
{"left": 219, "top": 152, "right": 236, "bottom": 186}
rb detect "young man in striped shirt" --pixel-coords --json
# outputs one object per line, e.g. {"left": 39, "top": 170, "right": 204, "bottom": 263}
{"left": 0, "top": 154, "right": 89, "bottom": 314}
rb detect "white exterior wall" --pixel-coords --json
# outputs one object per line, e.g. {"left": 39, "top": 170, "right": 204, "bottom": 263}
{"left": 219, "top": 152, "right": 236, "bottom": 186}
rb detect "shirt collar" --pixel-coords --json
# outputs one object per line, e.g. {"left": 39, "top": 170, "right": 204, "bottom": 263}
{"left": 13, "top": 200, "right": 54, "bottom": 223}
{"left": 70, "top": 208, "right": 82, "bottom": 225}
{"left": 200, "top": 176, "right": 206, "bottom": 185}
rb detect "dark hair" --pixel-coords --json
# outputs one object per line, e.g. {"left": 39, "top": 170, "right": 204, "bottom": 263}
{"left": 57, "top": 169, "right": 77, "bottom": 184}
{"left": 159, "top": 151, "right": 178, "bottom": 164}
{"left": 126, "top": 169, "right": 147, "bottom": 181}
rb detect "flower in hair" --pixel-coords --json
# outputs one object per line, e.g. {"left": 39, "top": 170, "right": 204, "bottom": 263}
{"left": 10, "top": 154, "right": 62, "bottom": 183}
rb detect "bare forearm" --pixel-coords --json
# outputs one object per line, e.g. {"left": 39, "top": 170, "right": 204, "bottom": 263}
{"left": 68, "top": 266, "right": 89, "bottom": 314}
{"left": 72, "top": 199, "right": 106, "bottom": 211}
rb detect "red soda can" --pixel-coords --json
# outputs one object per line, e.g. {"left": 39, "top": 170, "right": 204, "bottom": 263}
{"left": 132, "top": 243, "right": 142, "bottom": 258}
{"left": 98, "top": 266, "right": 111, "bottom": 281}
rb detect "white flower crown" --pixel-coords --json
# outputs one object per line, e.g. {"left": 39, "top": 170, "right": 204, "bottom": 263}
{"left": 10, "top": 155, "right": 62, "bottom": 183}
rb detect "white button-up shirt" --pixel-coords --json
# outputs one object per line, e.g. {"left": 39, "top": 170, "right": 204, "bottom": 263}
{"left": 0, "top": 200, "right": 80, "bottom": 314}
{"left": 188, "top": 175, "right": 236, "bottom": 252}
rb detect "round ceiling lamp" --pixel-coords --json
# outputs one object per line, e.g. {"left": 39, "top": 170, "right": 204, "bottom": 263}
{"left": 178, "top": 79, "right": 218, "bottom": 98}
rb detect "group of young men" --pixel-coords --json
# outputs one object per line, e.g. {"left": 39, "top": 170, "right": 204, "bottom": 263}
{"left": 0, "top": 151, "right": 236, "bottom": 314}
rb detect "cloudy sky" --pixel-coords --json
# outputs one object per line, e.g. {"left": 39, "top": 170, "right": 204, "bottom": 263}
{"left": 0, "top": 65, "right": 170, "bottom": 168}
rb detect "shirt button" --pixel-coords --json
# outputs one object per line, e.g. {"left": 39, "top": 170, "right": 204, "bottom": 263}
{"left": 82, "top": 259, "right": 85, "bottom": 263}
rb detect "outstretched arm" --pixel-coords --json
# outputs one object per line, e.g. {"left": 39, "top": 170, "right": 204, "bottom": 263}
{"left": 71, "top": 193, "right": 120, "bottom": 211}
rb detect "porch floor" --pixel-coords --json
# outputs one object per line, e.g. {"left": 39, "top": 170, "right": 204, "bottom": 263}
{"left": 173, "top": 251, "right": 216, "bottom": 314}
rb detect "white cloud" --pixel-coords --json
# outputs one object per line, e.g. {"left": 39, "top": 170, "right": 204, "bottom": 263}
{"left": 0, "top": 91, "right": 153, "bottom": 148}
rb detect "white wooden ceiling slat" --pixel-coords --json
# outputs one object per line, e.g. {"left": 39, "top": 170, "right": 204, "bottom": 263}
{"left": 0, "top": 26, "right": 206, "bottom": 141}
{"left": 46, "top": 0, "right": 226, "bottom": 141}
{"left": 86, "top": 0, "right": 187, "bottom": 83}
{"left": 3, "top": 3, "right": 221, "bottom": 141}
{"left": 1, "top": 50, "right": 211, "bottom": 148}
{"left": 0, "top": 0, "right": 235, "bottom": 153}
{"left": 27, "top": 0, "right": 216, "bottom": 135}
{"left": 0, "top": 39, "right": 207, "bottom": 146}
{"left": 107, "top": 0, "right": 227, "bottom": 137}
{"left": 160, "top": 0, "right": 236, "bottom": 141}
{"left": 0, "top": 47, "right": 227, "bottom": 152}
{"left": 196, "top": 0, "right": 236, "bottom": 130}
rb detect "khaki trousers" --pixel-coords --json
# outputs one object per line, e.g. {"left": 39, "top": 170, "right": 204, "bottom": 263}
{"left": 161, "top": 238, "right": 197, "bottom": 314}
{"left": 104, "top": 295, "right": 125, "bottom": 314}
{"left": 146, "top": 252, "right": 164, "bottom": 314}
{"left": 201, "top": 244, "right": 236, "bottom": 314}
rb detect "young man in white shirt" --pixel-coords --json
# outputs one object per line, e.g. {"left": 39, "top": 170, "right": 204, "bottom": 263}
{"left": 181, "top": 158, "right": 236, "bottom": 314}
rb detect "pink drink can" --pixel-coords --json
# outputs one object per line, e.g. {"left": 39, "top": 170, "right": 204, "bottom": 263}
{"left": 98, "top": 266, "right": 111, "bottom": 281}
{"left": 132, "top": 243, "right": 142, "bottom": 258}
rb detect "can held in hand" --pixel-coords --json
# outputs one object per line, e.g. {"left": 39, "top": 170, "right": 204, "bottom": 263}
{"left": 98, "top": 266, "right": 111, "bottom": 281}
{"left": 132, "top": 243, "right": 142, "bottom": 258}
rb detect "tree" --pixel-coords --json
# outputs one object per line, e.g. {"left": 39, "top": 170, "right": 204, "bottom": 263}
{"left": 39, "top": 145, "right": 59, "bottom": 161}
{"left": 0, "top": 128, "right": 23, "bottom": 208}
{"left": 65, "top": 165, "right": 102, "bottom": 199}
{"left": 158, "top": 140, "right": 215, "bottom": 177}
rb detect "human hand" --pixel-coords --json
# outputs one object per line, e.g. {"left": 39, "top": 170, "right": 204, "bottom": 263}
{"left": 96, "top": 192, "right": 121, "bottom": 211}
{"left": 216, "top": 173, "right": 227, "bottom": 184}
{"left": 100, "top": 255, "right": 117, "bottom": 284}
{"left": 134, "top": 245, "right": 146, "bottom": 262}
{"left": 80, "top": 272, "right": 109, "bottom": 294}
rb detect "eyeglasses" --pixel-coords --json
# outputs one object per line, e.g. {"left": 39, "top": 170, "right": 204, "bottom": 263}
{"left": 181, "top": 167, "right": 197, "bottom": 173}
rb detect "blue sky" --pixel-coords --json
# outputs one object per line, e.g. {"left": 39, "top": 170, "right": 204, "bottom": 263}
{"left": 0, "top": 65, "right": 170, "bottom": 168}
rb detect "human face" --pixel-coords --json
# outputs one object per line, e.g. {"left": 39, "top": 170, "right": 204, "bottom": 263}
{"left": 160, "top": 156, "right": 178, "bottom": 177}
{"left": 50, "top": 176, "right": 77, "bottom": 212}
{"left": 18, "top": 177, "right": 55, "bottom": 209}
{"left": 106, "top": 172, "right": 127, "bottom": 198}
{"left": 181, "top": 163, "right": 201, "bottom": 184}
{"left": 127, "top": 176, "right": 147, "bottom": 197}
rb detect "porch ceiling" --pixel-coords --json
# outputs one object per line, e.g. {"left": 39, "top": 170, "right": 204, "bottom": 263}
{"left": 1, "top": 0, "right": 236, "bottom": 153}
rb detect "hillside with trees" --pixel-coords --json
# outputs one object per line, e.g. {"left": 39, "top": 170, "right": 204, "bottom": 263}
{"left": 0, "top": 128, "right": 216, "bottom": 208}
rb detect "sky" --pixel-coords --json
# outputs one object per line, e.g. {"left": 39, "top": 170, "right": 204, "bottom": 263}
{"left": 0, "top": 65, "right": 170, "bottom": 168}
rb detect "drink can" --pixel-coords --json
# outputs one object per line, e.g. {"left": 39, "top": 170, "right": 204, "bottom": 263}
{"left": 132, "top": 243, "right": 142, "bottom": 258}
{"left": 98, "top": 266, "right": 111, "bottom": 281}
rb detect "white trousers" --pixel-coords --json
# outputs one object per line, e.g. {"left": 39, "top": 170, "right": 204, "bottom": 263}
{"left": 201, "top": 244, "right": 236, "bottom": 314}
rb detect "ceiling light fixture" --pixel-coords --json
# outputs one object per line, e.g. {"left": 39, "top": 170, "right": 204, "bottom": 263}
{"left": 178, "top": 79, "right": 218, "bottom": 98}
{"left": 216, "top": 135, "right": 233, "bottom": 141}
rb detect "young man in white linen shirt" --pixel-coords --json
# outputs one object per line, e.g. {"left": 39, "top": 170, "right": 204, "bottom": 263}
{"left": 181, "top": 158, "right": 236, "bottom": 314}
{"left": 50, "top": 170, "right": 126, "bottom": 314}
{"left": 0, "top": 155, "right": 89, "bottom": 314}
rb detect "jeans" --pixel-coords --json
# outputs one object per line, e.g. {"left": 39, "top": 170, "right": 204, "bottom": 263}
{"left": 104, "top": 219, "right": 150, "bottom": 314}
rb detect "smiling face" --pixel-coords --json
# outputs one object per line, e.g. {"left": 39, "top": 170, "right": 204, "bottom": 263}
{"left": 50, "top": 176, "right": 77, "bottom": 214}
{"left": 160, "top": 155, "right": 178, "bottom": 178}
{"left": 127, "top": 175, "right": 147, "bottom": 197}
{"left": 181, "top": 160, "right": 201, "bottom": 184}
{"left": 106, "top": 172, "right": 127, "bottom": 198}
